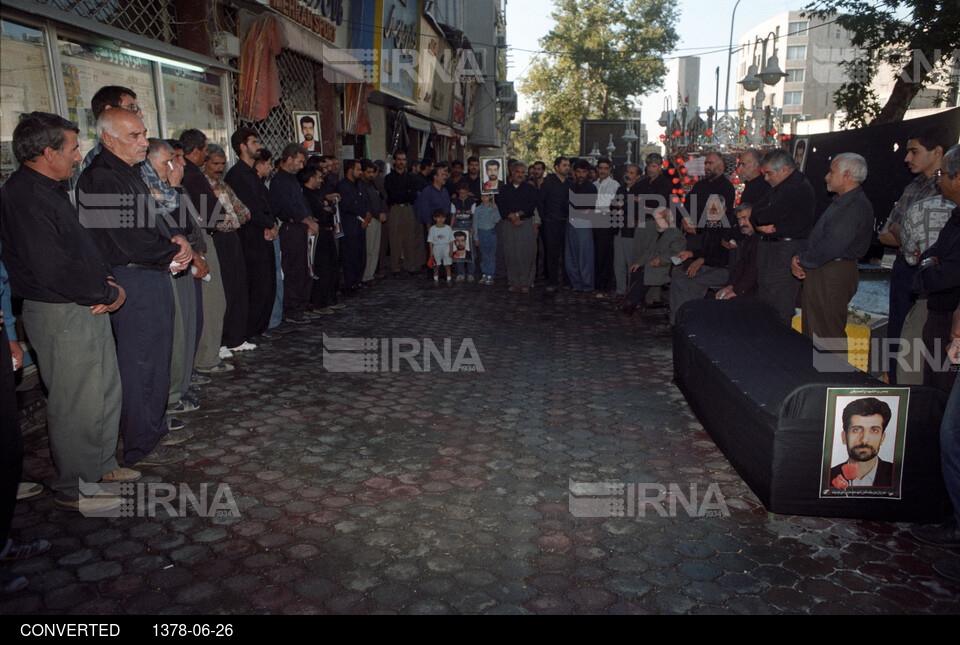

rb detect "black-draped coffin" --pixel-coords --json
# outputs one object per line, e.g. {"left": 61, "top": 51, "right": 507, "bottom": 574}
{"left": 673, "top": 299, "right": 948, "bottom": 521}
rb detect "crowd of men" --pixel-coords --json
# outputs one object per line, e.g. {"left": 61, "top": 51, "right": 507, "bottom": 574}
{"left": 0, "top": 81, "right": 958, "bottom": 591}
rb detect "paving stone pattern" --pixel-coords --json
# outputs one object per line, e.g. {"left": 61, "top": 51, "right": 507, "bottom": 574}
{"left": 4, "top": 279, "right": 959, "bottom": 614}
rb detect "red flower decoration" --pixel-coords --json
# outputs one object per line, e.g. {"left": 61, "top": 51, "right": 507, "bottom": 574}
{"left": 842, "top": 463, "right": 859, "bottom": 481}
{"left": 831, "top": 475, "right": 849, "bottom": 490}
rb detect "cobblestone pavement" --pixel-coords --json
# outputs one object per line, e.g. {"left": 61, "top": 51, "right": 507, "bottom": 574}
{"left": 3, "top": 277, "right": 958, "bottom": 615}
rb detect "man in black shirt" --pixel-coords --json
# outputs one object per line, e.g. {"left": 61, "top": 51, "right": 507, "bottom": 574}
{"left": 613, "top": 162, "right": 641, "bottom": 296}
{"left": 682, "top": 151, "right": 736, "bottom": 254}
{"left": 78, "top": 108, "right": 191, "bottom": 468}
{"left": 464, "top": 156, "right": 482, "bottom": 199}
{"left": 913, "top": 144, "right": 960, "bottom": 394}
{"left": 1, "top": 112, "right": 132, "bottom": 513}
{"left": 225, "top": 128, "right": 278, "bottom": 340}
{"left": 300, "top": 165, "right": 340, "bottom": 310}
{"left": 338, "top": 159, "right": 373, "bottom": 293}
{"left": 751, "top": 149, "right": 817, "bottom": 325}
{"left": 180, "top": 129, "right": 233, "bottom": 374}
{"left": 540, "top": 156, "right": 572, "bottom": 291}
{"left": 385, "top": 151, "right": 424, "bottom": 275}
{"left": 499, "top": 162, "right": 539, "bottom": 292}
{"left": 736, "top": 149, "right": 771, "bottom": 209}
{"left": 669, "top": 197, "right": 734, "bottom": 324}
{"left": 732, "top": 149, "right": 771, "bottom": 268}
{"left": 270, "top": 144, "right": 316, "bottom": 323}
{"left": 413, "top": 158, "right": 434, "bottom": 192}
{"left": 715, "top": 203, "right": 760, "bottom": 301}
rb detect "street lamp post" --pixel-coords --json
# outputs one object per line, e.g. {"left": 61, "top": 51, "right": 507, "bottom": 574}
{"left": 737, "top": 30, "right": 786, "bottom": 145}
{"left": 738, "top": 30, "right": 787, "bottom": 108}
{"left": 724, "top": 0, "right": 743, "bottom": 115}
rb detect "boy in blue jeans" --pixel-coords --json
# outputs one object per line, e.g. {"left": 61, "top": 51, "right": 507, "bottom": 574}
{"left": 475, "top": 192, "right": 499, "bottom": 285}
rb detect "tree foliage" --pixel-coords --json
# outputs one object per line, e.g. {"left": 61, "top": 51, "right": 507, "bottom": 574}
{"left": 508, "top": 112, "right": 545, "bottom": 166}
{"left": 517, "top": 0, "right": 678, "bottom": 161}
{"left": 803, "top": 0, "right": 960, "bottom": 125}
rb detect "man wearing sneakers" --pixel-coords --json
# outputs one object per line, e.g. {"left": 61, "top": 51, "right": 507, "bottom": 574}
{"left": 1, "top": 112, "right": 140, "bottom": 513}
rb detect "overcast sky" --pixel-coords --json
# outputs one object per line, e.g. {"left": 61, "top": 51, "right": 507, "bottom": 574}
{"left": 505, "top": 0, "right": 808, "bottom": 129}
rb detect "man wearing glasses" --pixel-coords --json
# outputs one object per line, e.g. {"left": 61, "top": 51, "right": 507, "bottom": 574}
{"left": 79, "top": 86, "right": 144, "bottom": 172}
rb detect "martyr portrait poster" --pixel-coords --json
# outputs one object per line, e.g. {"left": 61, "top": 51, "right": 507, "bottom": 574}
{"left": 819, "top": 388, "right": 909, "bottom": 500}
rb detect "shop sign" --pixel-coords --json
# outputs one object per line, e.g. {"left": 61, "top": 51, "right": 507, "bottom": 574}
{"left": 375, "top": 0, "right": 420, "bottom": 102}
{"left": 270, "top": 0, "right": 344, "bottom": 42}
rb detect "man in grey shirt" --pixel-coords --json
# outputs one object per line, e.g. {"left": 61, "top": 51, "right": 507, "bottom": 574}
{"left": 791, "top": 153, "right": 874, "bottom": 353}
{"left": 360, "top": 159, "right": 387, "bottom": 286}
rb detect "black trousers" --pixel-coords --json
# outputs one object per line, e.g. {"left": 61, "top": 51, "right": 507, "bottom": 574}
{"left": 238, "top": 224, "right": 275, "bottom": 338}
{"left": 212, "top": 231, "right": 250, "bottom": 348}
{"left": 312, "top": 229, "right": 340, "bottom": 307}
{"left": 593, "top": 227, "right": 615, "bottom": 291}
{"left": 758, "top": 239, "right": 804, "bottom": 326}
{"left": 340, "top": 232, "right": 366, "bottom": 290}
{"left": 0, "top": 325, "right": 22, "bottom": 544}
{"left": 541, "top": 218, "right": 567, "bottom": 286}
{"left": 110, "top": 266, "right": 173, "bottom": 465}
{"left": 279, "top": 221, "right": 311, "bottom": 315}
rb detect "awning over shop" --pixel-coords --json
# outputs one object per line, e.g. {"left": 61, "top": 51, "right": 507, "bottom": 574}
{"left": 273, "top": 13, "right": 365, "bottom": 82}
{"left": 402, "top": 113, "right": 456, "bottom": 138}
{"left": 403, "top": 113, "right": 433, "bottom": 134}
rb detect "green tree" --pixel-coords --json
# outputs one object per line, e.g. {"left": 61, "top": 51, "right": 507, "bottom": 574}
{"left": 803, "top": 0, "right": 960, "bottom": 125}
{"left": 520, "top": 0, "right": 678, "bottom": 161}
{"left": 508, "top": 111, "right": 544, "bottom": 166}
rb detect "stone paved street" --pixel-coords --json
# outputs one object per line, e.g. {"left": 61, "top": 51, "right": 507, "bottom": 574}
{"left": 3, "top": 278, "right": 959, "bottom": 614}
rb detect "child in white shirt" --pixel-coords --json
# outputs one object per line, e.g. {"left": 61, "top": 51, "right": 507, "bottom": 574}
{"left": 427, "top": 209, "right": 455, "bottom": 284}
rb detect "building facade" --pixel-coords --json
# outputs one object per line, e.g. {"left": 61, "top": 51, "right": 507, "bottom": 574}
{"left": 0, "top": 0, "right": 511, "bottom": 186}
{"left": 734, "top": 10, "right": 957, "bottom": 133}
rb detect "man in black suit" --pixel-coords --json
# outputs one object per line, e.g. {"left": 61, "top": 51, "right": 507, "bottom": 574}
{"left": 829, "top": 397, "right": 895, "bottom": 488}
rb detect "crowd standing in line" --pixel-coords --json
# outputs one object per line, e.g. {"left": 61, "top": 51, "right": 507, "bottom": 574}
{"left": 1, "top": 86, "right": 958, "bottom": 590}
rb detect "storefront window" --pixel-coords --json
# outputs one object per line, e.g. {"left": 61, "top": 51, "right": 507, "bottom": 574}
{"left": 161, "top": 65, "right": 228, "bottom": 147}
{"left": 0, "top": 20, "right": 55, "bottom": 184}
{"left": 1, "top": 19, "right": 232, "bottom": 180}
{"left": 59, "top": 38, "right": 160, "bottom": 157}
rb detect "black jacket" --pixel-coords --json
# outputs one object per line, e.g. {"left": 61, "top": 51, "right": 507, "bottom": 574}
{"left": 914, "top": 207, "right": 960, "bottom": 313}
{"left": 751, "top": 170, "right": 816, "bottom": 239}
{"left": 1, "top": 165, "right": 119, "bottom": 305}
{"left": 225, "top": 160, "right": 274, "bottom": 231}
{"left": 76, "top": 148, "right": 179, "bottom": 269}
{"left": 541, "top": 173, "right": 572, "bottom": 222}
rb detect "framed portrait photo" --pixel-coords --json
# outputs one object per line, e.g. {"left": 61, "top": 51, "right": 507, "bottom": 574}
{"left": 819, "top": 387, "right": 909, "bottom": 500}
{"left": 793, "top": 138, "right": 808, "bottom": 173}
{"left": 451, "top": 229, "right": 473, "bottom": 262}
{"left": 480, "top": 156, "right": 503, "bottom": 195}
{"left": 294, "top": 110, "right": 322, "bottom": 154}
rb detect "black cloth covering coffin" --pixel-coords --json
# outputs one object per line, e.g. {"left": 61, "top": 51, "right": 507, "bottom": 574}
{"left": 673, "top": 298, "right": 948, "bottom": 521}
